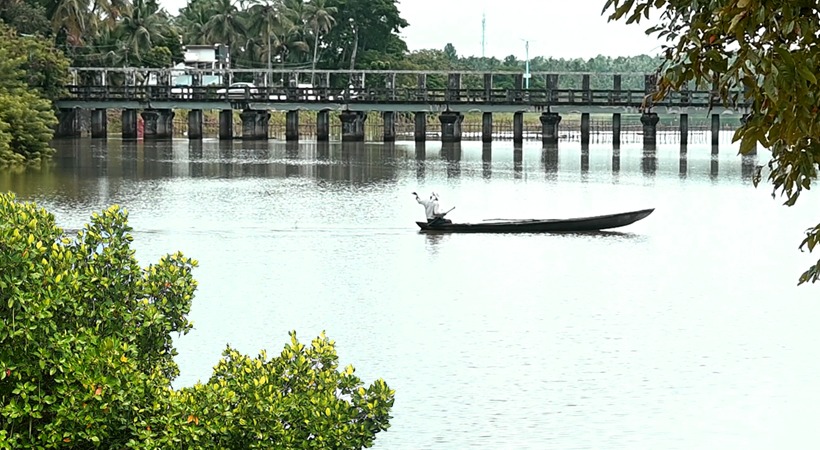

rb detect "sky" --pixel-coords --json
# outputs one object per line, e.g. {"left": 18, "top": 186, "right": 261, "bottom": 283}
{"left": 159, "top": 0, "right": 665, "bottom": 60}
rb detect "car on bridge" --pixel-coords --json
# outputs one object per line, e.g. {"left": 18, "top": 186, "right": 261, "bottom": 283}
{"left": 217, "top": 82, "right": 259, "bottom": 99}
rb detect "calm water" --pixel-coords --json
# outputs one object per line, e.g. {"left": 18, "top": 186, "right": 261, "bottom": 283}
{"left": 3, "top": 135, "right": 820, "bottom": 450}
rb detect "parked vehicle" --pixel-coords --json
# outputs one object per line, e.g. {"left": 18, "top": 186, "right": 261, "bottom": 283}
{"left": 217, "top": 82, "right": 258, "bottom": 99}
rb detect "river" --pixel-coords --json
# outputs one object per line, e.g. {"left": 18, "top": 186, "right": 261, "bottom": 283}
{"left": 2, "top": 135, "right": 820, "bottom": 449}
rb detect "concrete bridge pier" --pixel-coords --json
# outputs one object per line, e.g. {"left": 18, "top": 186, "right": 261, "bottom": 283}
{"left": 513, "top": 112, "right": 524, "bottom": 145}
{"left": 91, "top": 108, "right": 107, "bottom": 138}
{"left": 383, "top": 111, "right": 396, "bottom": 142}
{"left": 56, "top": 108, "right": 80, "bottom": 138}
{"left": 539, "top": 112, "right": 562, "bottom": 145}
{"left": 317, "top": 110, "right": 330, "bottom": 142}
{"left": 439, "top": 111, "right": 463, "bottom": 143}
{"left": 219, "top": 110, "right": 233, "bottom": 140}
{"left": 580, "top": 113, "right": 590, "bottom": 146}
{"left": 482, "top": 112, "right": 492, "bottom": 143}
{"left": 286, "top": 111, "right": 299, "bottom": 141}
{"left": 711, "top": 113, "right": 720, "bottom": 149}
{"left": 640, "top": 112, "right": 660, "bottom": 147}
{"left": 122, "top": 109, "right": 138, "bottom": 139}
{"left": 141, "top": 109, "right": 174, "bottom": 139}
{"left": 340, "top": 110, "right": 367, "bottom": 142}
{"left": 188, "top": 110, "right": 203, "bottom": 140}
{"left": 680, "top": 113, "right": 689, "bottom": 146}
{"left": 240, "top": 110, "right": 270, "bottom": 140}
{"left": 414, "top": 112, "right": 426, "bottom": 142}
{"left": 612, "top": 113, "right": 621, "bottom": 148}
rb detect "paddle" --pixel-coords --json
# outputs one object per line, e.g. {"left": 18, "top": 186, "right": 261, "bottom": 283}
{"left": 428, "top": 206, "right": 455, "bottom": 227}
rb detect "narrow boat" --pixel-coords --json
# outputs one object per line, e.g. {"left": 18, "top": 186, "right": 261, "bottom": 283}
{"left": 416, "top": 208, "right": 655, "bottom": 233}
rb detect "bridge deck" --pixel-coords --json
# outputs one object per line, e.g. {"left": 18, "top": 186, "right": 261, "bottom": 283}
{"left": 57, "top": 85, "right": 748, "bottom": 115}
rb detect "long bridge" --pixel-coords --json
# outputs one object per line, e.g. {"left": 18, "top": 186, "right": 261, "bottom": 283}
{"left": 56, "top": 68, "right": 750, "bottom": 147}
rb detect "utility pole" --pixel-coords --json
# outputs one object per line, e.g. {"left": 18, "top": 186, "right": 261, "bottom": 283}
{"left": 523, "top": 39, "right": 530, "bottom": 89}
{"left": 481, "top": 11, "right": 486, "bottom": 58}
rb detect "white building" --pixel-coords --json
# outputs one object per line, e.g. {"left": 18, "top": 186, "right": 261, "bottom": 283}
{"left": 172, "top": 44, "right": 230, "bottom": 86}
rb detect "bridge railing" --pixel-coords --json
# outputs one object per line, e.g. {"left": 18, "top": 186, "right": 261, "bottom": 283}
{"left": 63, "top": 85, "right": 745, "bottom": 109}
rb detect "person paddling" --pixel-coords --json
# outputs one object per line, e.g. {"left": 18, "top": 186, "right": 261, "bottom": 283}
{"left": 413, "top": 191, "right": 452, "bottom": 225}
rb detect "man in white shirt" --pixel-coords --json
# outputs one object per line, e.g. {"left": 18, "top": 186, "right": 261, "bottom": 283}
{"left": 413, "top": 192, "right": 452, "bottom": 225}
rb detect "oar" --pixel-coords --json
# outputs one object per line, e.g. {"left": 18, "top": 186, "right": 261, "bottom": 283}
{"left": 428, "top": 207, "right": 455, "bottom": 227}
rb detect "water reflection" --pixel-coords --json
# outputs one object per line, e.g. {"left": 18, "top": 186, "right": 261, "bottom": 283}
{"left": 580, "top": 146, "right": 590, "bottom": 174}
{"left": 423, "top": 232, "right": 447, "bottom": 255}
{"left": 641, "top": 145, "right": 657, "bottom": 176}
{"left": 542, "top": 144, "right": 558, "bottom": 179}
{"left": 285, "top": 141, "right": 300, "bottom": 178}
{"left": 513, "top": 146, "right": 523, "bottom": 179}
{"left": 482, "top": 143, "right": 492, "bottom": 180}
{"left": 441, "top": 142, "right": 461, "bottom": 179}
{"left": 741, "top": 155, "right": 757, "bottom": 182}
{"left": 122, "top": 140, "right": 138, "bottom": 178}
{"left": 612, "top": 148, "right": 621, "bottom": 174}
{"left": 415, "top": 142, "right": 425, "bottom": 180}
{"left": 1, "top": 138, "right": 765, "bottom": 203}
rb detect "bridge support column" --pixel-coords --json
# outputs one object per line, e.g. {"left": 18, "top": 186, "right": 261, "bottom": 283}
{"left": 317, "top": 110, "right": 330, "bottom": 141}
{"left": 439, "top": 111, "right": 463, "bottom": 143}
{"left": 612, "top": 113, "right": 621, "bottom": 148}
{"left": 55, "top": 108, "right": 80, "bottom": 138}
{"left": 240, "top": 109, "right": 270, "bottom": 140}
{"left": 141, "top": 109, "right": 174, "bottom": 139}
{"left": 711, "top": 113, "right": 720, "bottom": 149}
{"left": 286, "top": 110, "right": 299, "bottom": 141}
{"left": 383, "top": 111, "right": 396, "bottom": 142}
{"left": 640, "top": 112, "right": 660, "bottom": 147}
{"left": 513, "top": 112, "right": 524, "bottom": 145}
{"left": 482, "top": 112, "right": 493, "bottom": 143}
{"left": 580, "top": 113, "right": 590, "bottom": 146}
{"left": 340, "top": 110, "right": 367, "bottom": 142}
{"left": 188, "top": 109, "right": 203, "bottom": 140}
{"left": 680, "top": 113, "right": 689, "bottom": 146}
{"left": 539, "top": 112, "right": 562, "bottom": 145}
{"left": 414, "top": 112, "right": 426, "bottom": 142}
{"left": 91, "top": 108, "right": 107, "bottom": 139}
{"left": 122, "top": 109, "right": 138, "bottom": 139}
{"left": 219, "top": 110, "right": 233, "bottom": 140}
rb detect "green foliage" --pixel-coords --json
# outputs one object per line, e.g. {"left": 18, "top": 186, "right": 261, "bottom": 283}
{"left": 0, "top": 24, "right": 70, "bottom": 102}
{"left": 182, "top": 332, "right": 395, "bottom": 449}
{"left": 0, "top": 23, "right": 66, "bottom": 166}
{"left": 0, "top": 192, "right": 394, "bottom": 448}
{"left": 142, "top": 46, "right": 173, "bottom": 68}
{"left": 0, "top": 0, "right": 51, "bottom": 36}
{"left": 602, "top": 0, "right": 820, "bottom": 284}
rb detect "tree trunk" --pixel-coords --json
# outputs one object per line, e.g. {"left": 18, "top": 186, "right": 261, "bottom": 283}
{"left": 349, "top": 26, "right": 358, "bottom": 72}
{"left": 311, "top": 25, "right": 320, "bottom": 86}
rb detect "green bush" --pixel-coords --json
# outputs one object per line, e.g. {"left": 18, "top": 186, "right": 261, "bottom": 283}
{"left": 0, "top": 192, "right": 394, "bottom": 449}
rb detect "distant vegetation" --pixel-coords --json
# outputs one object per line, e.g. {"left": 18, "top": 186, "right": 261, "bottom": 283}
{"left": 1, "top": 0, "right": 663, "bottom": 88}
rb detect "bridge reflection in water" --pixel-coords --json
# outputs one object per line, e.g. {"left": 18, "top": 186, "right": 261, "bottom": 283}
{"left": 47, "top": 135, "right": 760, "bottom": 189}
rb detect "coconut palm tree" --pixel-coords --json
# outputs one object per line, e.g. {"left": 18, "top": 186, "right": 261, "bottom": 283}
{"left": 246, "top": 0, "right": 282, "bottom": 83}
{"left": 304, "top": 0, "right": 336, "bottom": 85}
{"left": 117, "top": 0, "right": 172, "bottom": 65}
{"left": 203, "top": 0, "right": 246, "bottom": 67}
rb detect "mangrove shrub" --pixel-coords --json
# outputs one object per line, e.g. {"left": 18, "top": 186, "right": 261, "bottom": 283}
{"left": 0, "top": 192, "right": 394, "bottom": 449}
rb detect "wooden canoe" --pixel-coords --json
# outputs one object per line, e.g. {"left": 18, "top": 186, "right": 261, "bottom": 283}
{"left": 416, "top": 208, "right": 654, "bottom": 233}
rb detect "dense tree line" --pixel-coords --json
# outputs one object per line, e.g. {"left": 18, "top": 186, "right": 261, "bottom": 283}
{"left": 1, "top": 0, "right": 662, "bottom": 86}
{"left": 0, "top": 22, "right": 69, "bottom": 167}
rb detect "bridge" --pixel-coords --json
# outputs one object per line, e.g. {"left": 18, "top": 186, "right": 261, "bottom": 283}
{"left": 56, "top": 68, "right": 750, "bottom": 147}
